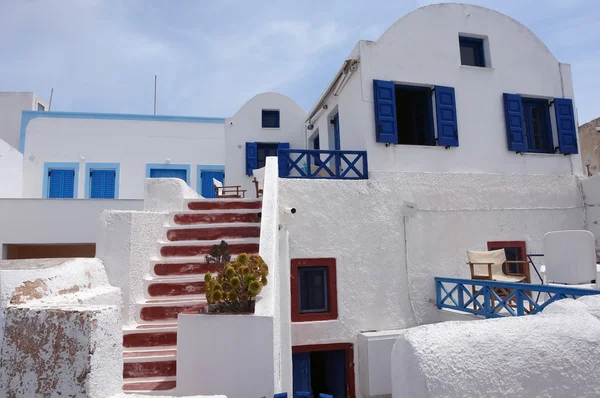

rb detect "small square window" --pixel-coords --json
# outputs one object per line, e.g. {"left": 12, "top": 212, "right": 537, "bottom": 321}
{"left": 459, "top": 36, "right": 485, "bottom": 67}
{"left": 291, "top": 258, "right": 337, "bottom": 322}
{"left": 262, "top": 110, "right": 280, "bottom": 128}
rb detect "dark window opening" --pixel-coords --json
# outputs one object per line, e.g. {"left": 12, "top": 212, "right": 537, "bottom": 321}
{"left": 257, "top": 143, "right": 279, "bottom": 169}
{"left": 299, "top": 266, "right": 328, "bottom": 313}
{"left": 459, "top": 36, "right": 485, "bottom": 67}
{"left": 262, "top": 110, "right": 280, "bottom": 128}
{"left": 522, "top": 98, "right": 553, "bottom": 153}
{"left": 395, "top": 85, "right": 435, "bottom": 146}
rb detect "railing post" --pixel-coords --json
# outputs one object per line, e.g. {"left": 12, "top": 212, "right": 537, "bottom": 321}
{"left": 457, "top": 283, "right": 464, "bottom": 309}
{"left": 435, "top": 279, "right": 442, "bottom": 309}
{"left": 335, "top": 151, "right": 341, "bottom": 178}
{"left": 516, "top": 289, "right": 524, "bottom": 316}
{"left": 362, "top": 152, "right": 368, "bottom": 179}
{"left": 483, "top": 286, "right": 491, "bottom": 318}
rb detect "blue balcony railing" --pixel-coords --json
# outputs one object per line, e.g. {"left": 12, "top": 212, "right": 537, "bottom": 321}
{"left": 277, "top": 149, "right": 368, "bottom": 180}
{"left": 435, "top": 277, "right": 600, "bottom": 319}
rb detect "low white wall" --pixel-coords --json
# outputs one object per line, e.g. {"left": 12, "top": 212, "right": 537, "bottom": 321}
{"left": 279, "top": 171, "right": 584, "bottom": 396}
{"left": 392, "top": 296, "right": 600, "bottom": 397}
{"left": 582, "top": 174, "right": 600, "bottom": 259}
{"left": 0, "top": 138, "right": 22, "bottom": 198}
{"left": 177, "top": 314, "right": 275, "bottom": 398}
{"left": 144, "top": 178, "right": 201, "bottom": 212}
{"left": 0, "top": 198, "right": 142, "bottom": 258}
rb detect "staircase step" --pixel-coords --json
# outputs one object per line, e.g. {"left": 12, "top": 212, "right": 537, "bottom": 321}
{"left": 138, "top": 298, "right": 207, "bottom": 322}
{"left": 145, "top": 277, "right": 206, "bottom": 297}
{"left": 173, "top": 210, "right": 261, "bottom": 225}
{"left": 123, "top": 378, "right": 176, "bottom": 393}
{"left": 123, "top": 324, "right": 178, "bottom": 348}
{"left": 124, "top": 359, "right": 176, "bottom": 378}
{"left": 166, "top": 225, "right": 261, "bottom": 241}
{"left": 152, "top": 260, "right": 224, "bottom": 277}
{"left": 187, "top": 199, "right": 262, "bottom": 211}
{"left": 159, "top": 239, "right": 260, "bottom": 257}
{"left": 124, "top": 349, "right": 177, "bottom": 361}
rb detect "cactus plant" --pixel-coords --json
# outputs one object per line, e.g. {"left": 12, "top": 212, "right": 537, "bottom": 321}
{"left": 204, "top": 252, "right": 269, "bottom": 313}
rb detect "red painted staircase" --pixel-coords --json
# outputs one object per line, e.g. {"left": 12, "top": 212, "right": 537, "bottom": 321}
{"left": 123, "top": 199, "right": 262, "bottom": 394}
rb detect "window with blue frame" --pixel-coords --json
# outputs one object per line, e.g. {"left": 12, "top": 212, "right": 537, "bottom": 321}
{"left": 257, "top": 143, "right": 279, "bottom": 169}
{"left": 149, "top": 168, "right": 187, "bottom": 181}
{"left": 89, "top": 169, "right": 116, "bottom": 199}
{"left": 373, "top": 79, "right": 459, "bottom": 147}
{"left": 262, "top": 110, "right": 280, "bottom": 128}
{"left": 503, "top": 94, "right": 578, "bottom": 155}
{"left": 459, "top": 36, "right": 485, "bottom": 67}
{"left": 48, "top": 169, "right": 75, "bottom": 198}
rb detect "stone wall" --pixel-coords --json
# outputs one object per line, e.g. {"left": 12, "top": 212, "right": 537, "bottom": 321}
{"left": 579, "top": 117, "right": 600, "bottom": 176}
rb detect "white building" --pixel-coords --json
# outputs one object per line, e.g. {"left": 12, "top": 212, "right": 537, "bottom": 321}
{"left": 0, "top": 3, "right": 597, "bottom": 398}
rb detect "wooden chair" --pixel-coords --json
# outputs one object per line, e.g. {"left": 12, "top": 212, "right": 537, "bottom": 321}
{"left": 213, "top": 178, "right": 246, "bottom": 199}
{"left": 252, "top": 177, "right": 263, "bottom": 198}
{"left": 467, "top": 249, "right": 530, "bottom": 313}
{"left": 252, "top": 167, "right": 265, "bottom": 199}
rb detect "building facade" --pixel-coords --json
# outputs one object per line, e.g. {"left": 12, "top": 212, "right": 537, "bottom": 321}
{"left": 579, "top": 117, "right": 600, "bottom": 176}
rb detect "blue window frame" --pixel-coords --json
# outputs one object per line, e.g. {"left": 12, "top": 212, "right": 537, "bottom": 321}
{"left": 299, "top": 266, "right": 329, "bottom": 313}
{"left": 85, "top": 163, "right": 119, "bottom": 199}
{"left": 522, "top": 98, "right": 553, "bottom": 154}
{"left": 196, "top": 165, "right": 225, "bottom": 198}
{"left": 145, "top": 164, "right": 190, "bottom": 184}
{"left": 262, "top": 110, "right": 280, "bottom": 128}
{"left": 459, "top": 36, "right": 485, "bottom": 67}
{"left": 43, "top": 162, "right": 79, "bottom": 199}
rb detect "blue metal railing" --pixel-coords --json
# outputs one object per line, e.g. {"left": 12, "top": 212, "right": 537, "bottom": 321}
{"left": 277, "top": 149, "right": 368, "bottom": 180}
{"left": 435, "top": 277, "right": 600, "bottom": 319}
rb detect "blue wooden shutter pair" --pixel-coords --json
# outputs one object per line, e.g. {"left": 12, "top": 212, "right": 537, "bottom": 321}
{"left": 48, "top": 169, "right": 75, "bottom": 198}
{"left": 201, "top": 170, "right": 224, "bottom": 198}
{"left": 90, "top": 169, "right": 115, "bottom": 199}
{"left": 503, "top": 94, "right": 578, "bottom": 154}
{"left": 373, "top": 80, "right": 459, "bottom": 147}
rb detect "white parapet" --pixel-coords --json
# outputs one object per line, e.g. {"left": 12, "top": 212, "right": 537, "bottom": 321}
{"left": 391, "top": 296, "right": 600, "bottom": 397}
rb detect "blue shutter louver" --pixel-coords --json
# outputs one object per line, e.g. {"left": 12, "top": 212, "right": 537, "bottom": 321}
{"left": 554, "top": 98, "right": 578, "bottom": 155}
{"left": 373, "top": 80, "right": 398, "bottom": 144}
{"left": 435, "top": 85, "right": 459, "bottom": 147}
{"left": 277, "top": 142, "right": 290, "bottom": 177}
{"left": 49, "top": 169, "right": 75, "bottom": 198}
{"left": 246, "top": 142, "right": 258, "bottom": 176}
{"left": 90, "top": 169, "right": 116, "bottom": 199}
{"left": 503, "top": 93, "right": 527, "bottom": 152}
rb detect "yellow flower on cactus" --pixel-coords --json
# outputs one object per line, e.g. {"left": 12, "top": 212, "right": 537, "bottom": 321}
{"left": 248, "top": 280, "right": 261, "bottom": 295}
{"left": 213, "top": 283, "right": 222, "bottom": 292}
{"left": 228, "top": 291, "right": 238, "bottom": 301}
{"left": 236, "top": 253, "right": 249, "bottom": 265}
{"left": 240, "top": 265, "right": 250, "bottom": 276}
{"left": 204, "top": 273, "right": 212, "bottom": 283}
{"left": 212, "top": 290, "right": 223, "bottom": 302}
{"left": 230, "top": 276, "right": 240, "bottom": 288}
{"left": 225, "top": 266, "right": 235, "bottom": 279}
{"left": 261, "top": 277, "right": 268, "bottom": 286}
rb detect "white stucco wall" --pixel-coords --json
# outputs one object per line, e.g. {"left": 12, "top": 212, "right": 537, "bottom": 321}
{"left": 22, "top": 113, "right": 225, "bottom": 198}
{"left": 582, "top": 174, "right": 600, "bottom": 259}
{"left": 0, "top": 198, "right": 142, "bottom": 258}
{"left": 308, "top": 3, "right": 583, "bottom": 176}
{"left": 392, "top": 296, "right": 600, "bottom": 397}
{"left": 0, "top": 92, "right": 44, "bottom": 150}
{"left": 279, "top": 171, "right": 585, "bottom": 397}
{"left": 0, "top": 138, "right": 23, "bottom": 198}
{"left": 225, "top": 93, "right": 306, "bottom": 195}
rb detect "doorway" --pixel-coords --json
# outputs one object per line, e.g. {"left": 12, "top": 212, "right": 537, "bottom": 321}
{"left": 292, "top": 343, "right": 354, "bottom": 398}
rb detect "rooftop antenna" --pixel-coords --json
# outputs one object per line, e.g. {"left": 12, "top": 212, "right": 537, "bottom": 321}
{"left": 153, "top": 75, "right": 157, "bottom": 115}
{"left": 48, "top": 88, "right": 54, "bottom": 111}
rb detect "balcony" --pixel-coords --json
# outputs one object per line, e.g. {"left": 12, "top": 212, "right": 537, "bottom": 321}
{"left": 277, "top": 149, "right": 368, "bottom": 179}
{"left": 435, "top": 277, "right": 600, "bottom": 319}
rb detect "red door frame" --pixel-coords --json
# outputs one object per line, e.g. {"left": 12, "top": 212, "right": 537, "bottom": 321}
{"left": 292, "top": 343, "right": 355, "bottom": 398}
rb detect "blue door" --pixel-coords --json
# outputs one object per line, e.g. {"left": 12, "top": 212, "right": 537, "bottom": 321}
{"left": 324, "top": 350, "right": 346, "bottom": 398}
{"left": 201, "top": 170, "right": 224, "bottom": 198}
{"left": 292, "top": 353, "right": 311, "bottom": 398}
{"left": 149, "top": 168, "right": 187, "bottom": 181}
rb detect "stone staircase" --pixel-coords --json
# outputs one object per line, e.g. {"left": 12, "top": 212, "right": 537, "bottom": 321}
{"left": 122, "top": 198, "right": 262, "bottom": 394}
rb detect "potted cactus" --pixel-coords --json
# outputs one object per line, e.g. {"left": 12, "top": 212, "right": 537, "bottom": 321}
{"left": 204, "top": 250, "right": 269, "bottom": 313}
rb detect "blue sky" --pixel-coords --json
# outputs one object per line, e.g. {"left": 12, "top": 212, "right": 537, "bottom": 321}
{"left": 1, "top": 0, "right": 598, "bottom": 123}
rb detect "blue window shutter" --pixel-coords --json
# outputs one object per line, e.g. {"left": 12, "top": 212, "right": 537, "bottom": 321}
{"left": 503, "top": 93, "right": 527, "bottom": 152}
{"left": 246, "top": 142, "right": 258, "bottom": 176}
{"left": 554, "top": 98, "right": 578, "bottom": 154}
{"left": 149, "top": 168, "right": 187, "bottom": 181}
{"left": 435, "top": 86, "right": 459, "bottom": 147}
{"left": 278, "top": 142, "right": 290, "bottom": 177}
{"left": 91, "top": 170, "right": 115, "bottom": 199}
{"left": 49, "top": 169, "right": 75, "bottom": 198}
{"left": 373, "top": 80, "right": 398, "bottom": 144}
{"left": 201, "top": 170, "right": 224, "bottom": 198}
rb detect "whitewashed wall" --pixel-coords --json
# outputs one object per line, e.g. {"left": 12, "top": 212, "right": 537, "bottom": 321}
{"left": 225, "top": 93, "right": 306, "bottom": 195}
{"left": 279, "top": 171, "right": 585, "bottom": 397}
{"left": 0, "top": 139, "right": 23, "bottom": 198}
{"left": 0, "top": 198, "right": 142, "bottom": 258}
{"left": 309, "top": 3, "right": 583, "bottom": 176}
{"left": 22, "top": 113, "right": 225, "bottom": 198}
{"left": 0, "top": 92, "right": 45, "bottom": 150}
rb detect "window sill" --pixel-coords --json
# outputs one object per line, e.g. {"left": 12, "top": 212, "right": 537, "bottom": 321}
{"left": 261, "top": 127, "right": 281, "bottom": 130}
{"left": 460, "top": 65, "right": 494, "bottom": 71}
{"left": 515, "top": 151, "right": 565, "bottom": 157}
